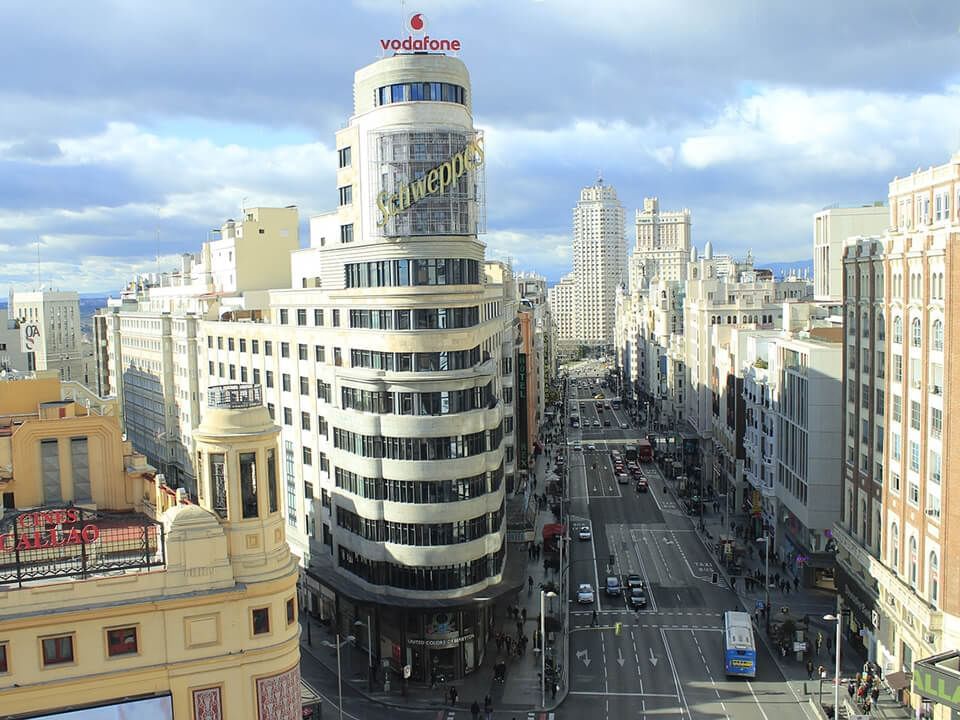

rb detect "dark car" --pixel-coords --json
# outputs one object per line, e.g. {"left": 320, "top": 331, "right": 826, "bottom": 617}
{"left": 628, "top": 587, "right": 648, "bottom": 609}
{"left": 635, "top": 478, "right": 648, "bottom": 492}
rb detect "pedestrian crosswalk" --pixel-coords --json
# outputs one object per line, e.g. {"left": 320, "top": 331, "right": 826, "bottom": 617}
{"left": 435, "top": 712, "right": 555, "bottom": 719}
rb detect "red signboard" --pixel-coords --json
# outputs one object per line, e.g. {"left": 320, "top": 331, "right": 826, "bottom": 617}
{"left": 380, "top": 12, "right": 461, "bottom": 52}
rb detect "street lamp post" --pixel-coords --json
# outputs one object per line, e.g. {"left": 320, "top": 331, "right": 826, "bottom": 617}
{"left": 322, "top": 633, "right": 356, "bottom": 720}
{"left": 824, "top": 596, "right": 842, "bottom": 717}
{"left": 541, "top": 589, "right": 558, "bottom": 707}
{"left": 354, "top": 617, "right": 374, "bottom": 690}
{"left": 756, "top": 536, "right": 770, "bottom": 633}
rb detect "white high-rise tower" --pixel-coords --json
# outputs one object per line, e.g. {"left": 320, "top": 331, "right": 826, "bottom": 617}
{"left": 572, "top": 177, "right": 625, "bottom": 347}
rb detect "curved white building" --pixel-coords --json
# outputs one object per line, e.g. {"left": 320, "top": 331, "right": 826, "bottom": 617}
{"left": 274, "top": 51, "right": 512, "bottom": 682}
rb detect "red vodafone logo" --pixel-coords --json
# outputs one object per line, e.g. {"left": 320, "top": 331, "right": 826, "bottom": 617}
{"left": 381, "top": 13, "right": 460, "bottom": 53}
{"left": 408, "top": 13, "right": 426, "bottom": 33}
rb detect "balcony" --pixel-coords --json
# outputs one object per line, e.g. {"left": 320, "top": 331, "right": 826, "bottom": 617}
{"left": 207, "top": 383, "right": 263, "bottom": 409}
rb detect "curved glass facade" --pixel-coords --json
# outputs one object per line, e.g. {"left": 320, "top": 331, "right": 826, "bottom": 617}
{"left": 375, "top": 82, "right": 466, "bottom": 107}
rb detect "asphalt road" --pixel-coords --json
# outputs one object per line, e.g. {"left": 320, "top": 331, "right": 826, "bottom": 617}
{"left": 559, "top": 369, "right": 818, "bottom": 720}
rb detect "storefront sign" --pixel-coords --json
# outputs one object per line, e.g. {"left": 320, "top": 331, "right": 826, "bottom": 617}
{"left": 836, "top": 566, "right": 877, "bottom": 630}
{"left": 408, "top": 633, "right": 475, "bottom": 649}
{"left": 380, "top": 13, "right": 462, "bottom": 53}
{"left": 376, "top": 138, "right": 484, "bottom": 227}
{"left": 914, "top": 651, "right": 960, "bottom": 710}
{"left": 0, "top": 506, "right": 164, "bottom": 587}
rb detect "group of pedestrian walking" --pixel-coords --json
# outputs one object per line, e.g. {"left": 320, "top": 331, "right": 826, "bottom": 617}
{"left": 467, "top": 694, "right": 494, "bottom": 719}
{"left": 847, "top": 664, "right": 882, "bottom": 715}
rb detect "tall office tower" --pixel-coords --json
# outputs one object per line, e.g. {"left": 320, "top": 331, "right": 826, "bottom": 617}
{"left": 812, "top": 204, "right": 887, "bottom": 304}
{"left": 203, "top": 49, "right": 512, "bottom": 683}
{"left": 10, "top": 290, "right": 83, "bottom": 381}
{"left": 573, "top": 178, "right": 626, "bottom": 348}
{"left": 548, "top": 272, "right": 578, "bottom": 349}
{"left": 629, "top": 197, "right": 691, "bottom": 292}
{"left": 835, "top": 154, "right": 960, "bottom": 718}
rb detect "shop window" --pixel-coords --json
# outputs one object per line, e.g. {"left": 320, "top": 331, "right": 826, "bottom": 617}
{"left": 252, "top": 608, "right": 270, "bottom": 635}
{"left": 106, "top": 627, "right": 138, "bottom": 656}
{"left": 41, "top": 634, "right": 74, "bottom": 666}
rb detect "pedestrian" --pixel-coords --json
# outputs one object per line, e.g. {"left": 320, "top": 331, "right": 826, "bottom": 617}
{"left": 517, "top": 620, "right": 523, "bottom": 637}
{"left": 521, "top": 607, "right": 527, "bottom": 623}
{"left": 505, "top": 636, "right": 513, "bottom": 655}
{"left": 484, "top": 694, "right": 494, "bottom": 720}
{"left": 847, "top": 680, "right": 856, "bottom": 700}
{"left": 471, "top": 699, "right": 481, "bottom": 720}
{"left": 450, "top": 686, "right": 458, "bottom": 706}
{"left": 552, "top": 681, "right": 558, "bottom": 700}
{"left": 806, "top": 659, "right": 814, "bottom": 680}
{"left": 793, "top": 576, "right": 799, "bottom": 592}
{"left": 871, "top": 684, "right": 880, "bottom": 705}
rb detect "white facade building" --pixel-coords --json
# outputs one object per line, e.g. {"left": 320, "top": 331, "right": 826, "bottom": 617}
{"left": 548, "top": 272, "right": 578, "bottom": 350}
{"left": 629, "top": 197, "right": 691, "bottom": 292}
{"left": 813, "top": 204, "right": 887, "bottom": 304}
{"left": 573, "top": 179, "right": 626, "bottom": 347}
{"left": 10, "top": 290, "right": 83, "bottom": 381}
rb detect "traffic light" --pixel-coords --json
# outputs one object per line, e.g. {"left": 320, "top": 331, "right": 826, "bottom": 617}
{"left": 615, "top": 622, "right": 622, "bottom": 636}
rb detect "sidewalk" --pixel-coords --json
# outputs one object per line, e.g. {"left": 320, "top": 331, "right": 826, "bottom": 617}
{"left": 298, "top": 445, "right": 565, "bottom": 714}
{"left": 655, "top": 464, "right": 912, "bottom": 720}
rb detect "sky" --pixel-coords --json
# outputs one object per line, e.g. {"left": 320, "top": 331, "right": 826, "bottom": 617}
{"left": 1, "top": 0, "right": 959, "bottom": 293}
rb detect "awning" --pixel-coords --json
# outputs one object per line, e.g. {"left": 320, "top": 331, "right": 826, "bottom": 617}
{"left": 886, "top": 671, "right": 912, "bottom": 692}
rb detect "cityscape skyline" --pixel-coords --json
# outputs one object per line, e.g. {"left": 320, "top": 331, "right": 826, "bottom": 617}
{"left": 2, "top": 2, "right": 959, "bottom": 293}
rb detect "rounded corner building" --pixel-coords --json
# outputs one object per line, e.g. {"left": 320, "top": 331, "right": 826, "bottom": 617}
{"left": 295, "top": 46, "right": 520, "bottom": 683}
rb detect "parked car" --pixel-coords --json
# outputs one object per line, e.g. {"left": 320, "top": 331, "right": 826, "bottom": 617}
{"left": 605, "top": 576, "right": 622, "bottom": 597}
{"left": 577, "top": 583, "right": 595, "bottom": 604}
{"left": 619, "top": 421, "right": 629, "bottom": 429}
{"left": 593, "top": 419, "right": 601, "bottom": 427}
{"left": 573, "top": 443, "right": 583, "bottom": 452}
{"left": 578, "top": 525, "right": 592, "bottom": 541}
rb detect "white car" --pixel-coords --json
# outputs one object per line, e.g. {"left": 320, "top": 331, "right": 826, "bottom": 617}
{"left": 587, "top": 444, "right": 596, "bottom": 451}
{"left": 573, "top": 444, "right": 583, "bottom": 452}
{"left": 577, "top": 583, "right": 595, "bottom": 604}
{"left": 578, "top": 525, "right": 592, "bottom": 541}
{"left": 620, "top": 421, "right": 629, "bottom": 429}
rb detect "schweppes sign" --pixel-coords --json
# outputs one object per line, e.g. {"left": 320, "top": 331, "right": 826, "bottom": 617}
{"left": 376, "top": 137, "right": 484, "bottom": 227}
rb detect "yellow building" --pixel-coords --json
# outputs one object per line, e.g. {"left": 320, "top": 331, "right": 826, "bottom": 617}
{"left": 0, "top": 376, "right": 301, "bottom": 719}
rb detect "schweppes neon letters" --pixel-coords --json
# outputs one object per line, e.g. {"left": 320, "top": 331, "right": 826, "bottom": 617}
{"left": 377, "top": 138, "right": 484, "bottom": 227}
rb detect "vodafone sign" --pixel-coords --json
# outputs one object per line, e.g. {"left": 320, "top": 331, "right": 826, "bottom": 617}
{"left": 380, "top": 13, "right": 462, "bottom": 52}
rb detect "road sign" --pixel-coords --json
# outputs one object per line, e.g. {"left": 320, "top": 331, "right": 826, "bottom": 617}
{"left": 756, "top": 600, "right": 765, "bottom": 610}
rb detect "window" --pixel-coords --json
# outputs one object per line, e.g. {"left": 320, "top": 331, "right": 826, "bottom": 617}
{"left": 42, "top": 635, "right": 74, "bottom": 666}
{"left": 891, "top": 431, "right": 901, "bottom": 462}
{"left": 334, "top": 348, "right": 342, "bottom": 366}
{"left": 893, "top": 316, "right": 903, "bottom": 344}
{"left": 253, "top": 368, "right": 261, "bottom": 385}
{"left": 280, "top": 309, "right": 289, "bottom": 325}
{"left": 208, "top": 361, "right": 214, "bottom": 374}
{"left": 314, "top": 309, "right": 324, "bottom": 326}
{"left": 281, "top": 342, "right": 290, "bottom": 358}
{"left": 217, "top": 337, "right": 223, "bottom": 350}
{"left": 933, "top": 319, "right": 943, "bottom": 351}
{"left": 892, "top": 395, "right": 902, "bottom": 423}
{"left": 911, "top": 317, "right": 921, "bottom": 347}
{"left": 909, "top": 536, "right": 918, "bottom": 587}
{"left": 929, "top": 552, "right": 940, "bottom": 607}
{"left": 240, "top": 338, "right": 247, "bottom": 352}
{"left": 891, "top": 523, "right": 900, "bottom": 570}
{"left": 252, "top": 339, "right": 260, "bottom": 354}
{"left": 106, "top": 627, "right": 138, "bottom": 657}
{"left": 338, "top": 146, "right": 352, "bottom": 168}
{"left": 909, "top": 440, "right": 920, "bottom": 472}
{"left": 338, "top": 185, "right": 353, "bottom": 205}
{"left": 340, "top": 224, "right": 354, "bottom": 244}
{"left": 890, "top": 471, "right": 900, "bottom": 493}
{"left": 300, "top": 376, "right": 309, "bottom": 395}
{"left": 0, "top": 642, "right": 7, "bottom": 673}
{"left": 283, "top": 407, "right": 293, "bottom": 425}
{"left": 252, "top": 608, "right": 270, "bottom": 635}
{"left": 282, "top": 374, "right": 291, "bottom": 392}
{"left": 297, "top": 309, "right": 307, "bottom": 326}
{"left": 910, "top": 400, "right": 921, "bottom": 430}
{"left": 931, "top": 408, "right": 942, "bottom": 439}
{"left": 266, "top": 370, "right": 274, "bottom": 388}
{"left": 240, "top": 367, "right": 248, "bottom": 382}
{"left": 286, "top": 597, "right": 296, "bottom": 625}
{"left": 303, "top": 447, "right": 313, "bottom": 466}
{"left": 332, "top": 310, "right": 340, "bottom": 327}
{"left": 301, "top": 412, "right": 311, "bottom": 431}
{"left": 265, "top": 341, "right": 273, "bottom": 356}
{"left": 207, "top": 336, "right": 213, "bottom": 349}
{"left": 893, "top": 354, "right": 902, "bottom": 383}
{"left": 210, "top": 453, "right": 227, "bottom": 518}
{"left": 315, "top": 345, "right": 326, "bottom": 362}
{"left": 229, "top": 364, "right": 236, "bottom": 380}
{"left": 239, "top": 452, "right": 259, "bottom": 519}
{"left": 267, "top": 448, "right": 279, "bottom": 513}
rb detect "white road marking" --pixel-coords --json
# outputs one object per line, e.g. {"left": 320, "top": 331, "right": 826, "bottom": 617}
{"left": 661, "top": 627, "right": 692, "bottom": 718}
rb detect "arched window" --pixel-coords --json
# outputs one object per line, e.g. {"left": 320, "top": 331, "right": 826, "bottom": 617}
{"left": 933, "top": 319, "right": 944, "bottom": 352}
{"left": 929, "top": 552, "right": 939, "bottom": 607}
{"left": 877, "top": 313, "right": 886, "bottom": 341}
{"left": 912, "top": 317, "right": 922, "bottom": 347}
{"left": 909, "top": 536, "right": 918, "bottom": 588}
{"left": 893, "top": 316, "right": 903, "bottom": 344}
{"left": 891, "top": 523, "right": 900, "bottom": 571}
